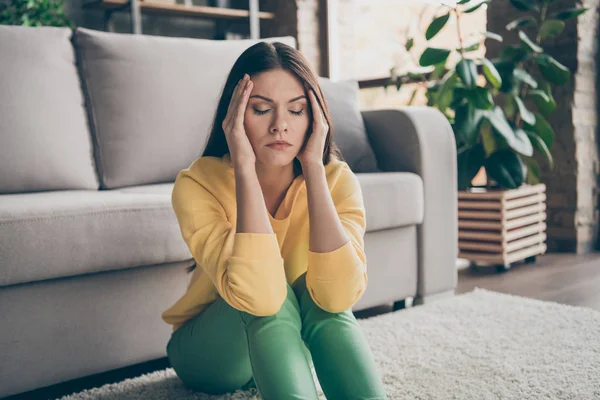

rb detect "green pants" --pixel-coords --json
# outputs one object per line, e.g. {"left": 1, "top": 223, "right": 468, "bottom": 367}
{"left": 166, "top": 272, "right": 387, "bottom": 399}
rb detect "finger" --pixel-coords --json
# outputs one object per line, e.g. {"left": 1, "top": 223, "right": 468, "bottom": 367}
{"left": 225, "top": 76, "right": 247, "bottom": 127}
{"left": 231, "top": 79, "right": 248, "bottom": 122}
{"left": 308, "top": 89, "right": 325, "bottom": 125}
{"left": 235, "top": 80, "right": 252, "bottom": 125}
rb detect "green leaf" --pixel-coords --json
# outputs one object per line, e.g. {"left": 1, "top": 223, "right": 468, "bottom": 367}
{"left": 494, "top": 60, "right": 517, "bottom": 92}
{"left": 462, "top": 41, "right": 481, "bottom": 52}
{"left": 513, "top": 126, "right": 535, "bottom": 157}
{"left": 419, "top": 47, "right": 452, "bottom": 67}
{"left": 509, "top": 0, "right": 539, "bottom": 12}
{"left": 504, "top": 94, "right": 516, "bottom": 119}
{"left": 500, "top": 45, "right": 528, "bottom": 63}
{"left": 426, "top": 13, "right": 450, "bottom": 40}
{"left": 457, "top": 143, "right": 486, "bottom": 190}
{"left": 408, "top": 66, "right": 434, "bottom": 80}
{"left": 433, "top": 62, "right": 447, "bottom": 79}
{"left": 525, "top": 130, "right": 554, "bottom": 169}
{"left": 481, "top": 31, "right": 503, "bottom": 42}
{"left": 524, "top": 157, "right": 541, "bottom": 185}
{"left": 435, "top": 71, "right": 458, "bottom": 111}
{"left": 533, "top": 54, "right": 570, "bottom": 84}
{"left": 480, "top": 58, "right": 502, "bottom": 89}
{"left": 519, "top": 30, "right": 543, "bottom": 53}
{"left": 457, "top": 0, "right": 471, "bottom": 4}
{"left": 454, "top": 103, "right": 485, "bottom": 145}
{"left": 408, "top": 89, "right": 418, "bottom": 105}
{"left": 528, "top": 89, "right": 557, "bottom": 115}
{"left": 456, "top": 58, "right": 478, "bottom": 88}
{"left": 552, "top": 8, "right": 588, "bottom": 20}
{"left": 485, "top": 106, "right": 533, "bottom": 156}
{"left": 463, "top": 0, "right": 490, "bottom": 13}
{"left": 539, "top": 19, "right": 565, "bottom": 39}
{"left": 513, "top": 67, "right": 538, "bottom": 88}
{"left": 468, "top": 87, "right": 495, "bottom": 109}
{"left": 506, "top": 16, "right": 537, "bottom": 31}
{"left": 480, "top": 119, "right": 498, "bottom": 156}
{"left": 524, "top": 112, "right": 554, "bottom": 148}
{"left": 514, "top": 96, "right": 536, "bottom": 126}
{"left": 484, "top": 150, "right": 527, "bottom": 189}
{"left": 405, "top": 37, "right": 414, "bottom": 51}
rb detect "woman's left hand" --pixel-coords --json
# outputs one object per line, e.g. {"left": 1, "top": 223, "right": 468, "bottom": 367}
{"left": 297, "top": 88, "right": 329, "bottom": 168}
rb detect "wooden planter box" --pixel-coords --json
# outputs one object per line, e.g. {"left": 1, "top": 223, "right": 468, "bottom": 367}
{"left": 458, "top": 183, "right": 547, "bottom": 272}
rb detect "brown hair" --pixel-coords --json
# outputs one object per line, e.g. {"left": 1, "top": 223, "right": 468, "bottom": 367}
{"left": 186, "top": 41, "right": 343, "bottom": 274}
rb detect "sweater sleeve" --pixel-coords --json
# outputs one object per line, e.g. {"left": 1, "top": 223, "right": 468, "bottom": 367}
{"left": 305, "top": 164, "right": 368, "bottom": 313}
{"left": 171, "top": 168, "right": 288, "bottom": 316}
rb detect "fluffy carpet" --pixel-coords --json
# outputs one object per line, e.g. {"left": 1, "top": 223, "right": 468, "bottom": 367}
{"left": 57, "top": 288, "right": 600, "bottom": 399}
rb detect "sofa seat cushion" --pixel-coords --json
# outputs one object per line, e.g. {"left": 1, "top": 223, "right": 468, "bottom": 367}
{"left": 357, "top": 171, "right": 424, "bottom": 232}
{"left": 0, "top": 172, "right": 422, "bottom": 287}
{"left": 0, "top": 184, "right": 190, "bottom": 287}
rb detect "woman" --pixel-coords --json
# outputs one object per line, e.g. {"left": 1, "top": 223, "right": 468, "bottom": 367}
{"left": 162, "top": 41, "right": 387, "bottom": 400}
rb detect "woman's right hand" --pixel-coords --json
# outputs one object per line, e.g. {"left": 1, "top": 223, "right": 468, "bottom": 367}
{"left": 222, "top": 74, "right": 255, "bottom": 169}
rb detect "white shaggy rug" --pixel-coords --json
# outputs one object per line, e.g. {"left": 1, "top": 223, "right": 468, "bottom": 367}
{"left": 57, "top": 288, "right": 600, "bottom": 400}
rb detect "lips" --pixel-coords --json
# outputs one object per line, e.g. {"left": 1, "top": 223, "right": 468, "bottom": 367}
{"left": 267, "top": 142, "right": 291, "bottom": 150}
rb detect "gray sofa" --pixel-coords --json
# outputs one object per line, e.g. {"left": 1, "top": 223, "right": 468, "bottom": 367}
{"left": 0, "top": 25, "right": 457, "bottom": 398}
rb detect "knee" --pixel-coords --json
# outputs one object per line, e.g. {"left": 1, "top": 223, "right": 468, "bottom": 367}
{"left": 239, "top": 283, "right": 302, "bottom": 326}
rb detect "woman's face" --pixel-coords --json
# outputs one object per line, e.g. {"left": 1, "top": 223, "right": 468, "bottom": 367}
{"left": 244, "top": 68, "right": 310, "bottom": 168}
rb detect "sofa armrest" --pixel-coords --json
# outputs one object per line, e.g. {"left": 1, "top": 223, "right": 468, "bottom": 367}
{"left": 361, "top": 106, "right": 458, "bottom": 300}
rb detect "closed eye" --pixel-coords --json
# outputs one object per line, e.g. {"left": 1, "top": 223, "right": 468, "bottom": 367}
{"left": 252, "top": 109, "right": 305, "bottom": 116}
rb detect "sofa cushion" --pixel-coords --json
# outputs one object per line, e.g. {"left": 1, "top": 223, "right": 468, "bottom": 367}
{"left": 73, "top": 27, "right": 297, "bottom": 190}
{"left": 0, "top": 170, "right": 421, "bottom": 287}
{"left": 0, "top": 26, "right": 99, "bottom": 194}
{"left": 0, "top": 185, "right": 189, "bottom": 287}
{"left": 357, "top": 171, "right": 424, "bottom": 231}
{"left": 319, "top": 78, "right": 379, "bottom": 173}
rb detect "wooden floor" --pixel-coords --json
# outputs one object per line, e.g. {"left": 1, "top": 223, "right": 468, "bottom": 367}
{"left": 8, "top": 253, "right": 600, "bottom": 400}
{"left": 355, "top": 252, "right": 600, "bottom": 319}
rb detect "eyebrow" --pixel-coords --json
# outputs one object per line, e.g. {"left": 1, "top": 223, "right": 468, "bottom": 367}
{"left": 249, "top": 94, "right": 306, "bottom": 103}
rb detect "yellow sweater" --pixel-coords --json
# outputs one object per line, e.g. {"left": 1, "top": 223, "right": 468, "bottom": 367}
{"left": 162, "top": 153, "right": 368, "bottom": 333}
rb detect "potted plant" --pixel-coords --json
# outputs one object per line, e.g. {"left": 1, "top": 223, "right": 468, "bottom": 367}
{"left": 392, "top": 0, "right": 588, "bottom": 272}
{"left": 0, "top": 0, "right": 74, "bottom": 28}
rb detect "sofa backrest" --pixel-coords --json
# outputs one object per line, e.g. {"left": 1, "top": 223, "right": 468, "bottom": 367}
{"left": 0, "top": 26, "right": 100, "bottom": 194}
{"left": 0, "top": 25, "right": 379, "bottom": 195}
{"left": 73, "top": 27, "right": 297, "bottom": 189}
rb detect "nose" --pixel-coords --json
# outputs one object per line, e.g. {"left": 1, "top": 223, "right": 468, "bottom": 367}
{"left": 270, "top": 112, "right": 288, "bottom": 134}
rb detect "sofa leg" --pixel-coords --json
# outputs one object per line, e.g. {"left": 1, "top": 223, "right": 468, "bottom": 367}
{"left": 413, "top": 289, "right": 455, "bottom": 306}
{"left": 392, "top": 299, "right": 406, "bottom": 311}
{"left": 392, "top": 297, "right": 414, "bottom": 311}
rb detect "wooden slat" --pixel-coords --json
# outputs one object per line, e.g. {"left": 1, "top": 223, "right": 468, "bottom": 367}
{"left": 458, "top": 184, "right": 545, "bottom": 201}
{"left": 505, "top": 232, "right": 547, "bottom": 253}
{"left": 458, "top": 230, "right": 503, "bottom": 242}
{"left": 505, "top": 222, "right": 547, "bottom": 242}
{"left": 459, "top": 222, "right": 547, "bottom": 244}
{"left": 459, "top": 232, "right": 546, "bottom": 254}
{"left": 458, "top": 200, "right": 501, "bottom": 210}
{"left": 458, "top": 209, "right": 502, "bottom": 220}
{"left": 459, "top": 219, "right": 502, "bottom": 230}
{"left": 506, "top": 243, "right": 547, "bottom": 264}
{"left": 505, "top": 212, "right": 546, "bottom": 230}
{"left": 458, "top": 188, "right": 505, "bottom": 201}
{"left": 504, "top": 193, "right": 546, "bottom": 211}
{"left": 503, "top": 183, "right": 546, "bottom": 200}
{"left": 459, "top": 242, "right": 547, "bottom": 265}
{"left": 504, "top": 202, "right": 546, "bottom": 220}
{"left": 82, "top": 0, "right": 276, "bottom": 20}
{"left": 459, "top": 241, "right": 503, "bottom": 252}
